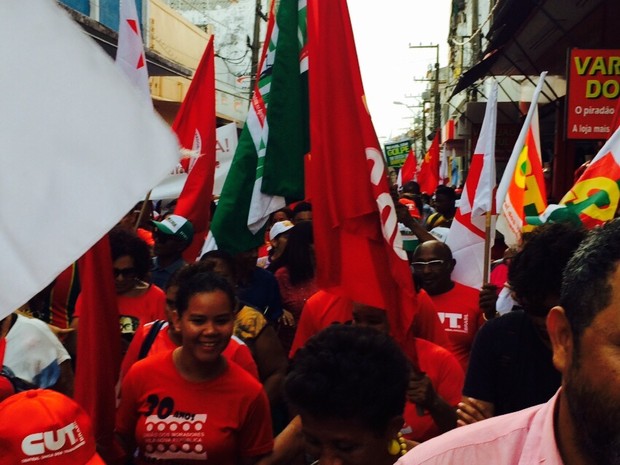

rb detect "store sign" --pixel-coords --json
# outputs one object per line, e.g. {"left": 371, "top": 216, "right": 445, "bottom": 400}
{"left": 384, "top": 139, "right": 411, "bottom": 167}
{"left": 567, "top": 49, "right": 620, "bottom": 139}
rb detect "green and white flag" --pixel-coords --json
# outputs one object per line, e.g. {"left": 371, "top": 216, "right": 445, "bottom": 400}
{"left": 207, "top": 0, "right": 308, "bottom": 255}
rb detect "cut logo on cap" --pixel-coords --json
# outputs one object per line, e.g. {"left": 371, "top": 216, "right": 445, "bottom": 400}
{"left": 21, "top": 421, "right": 86, "bottom": 460}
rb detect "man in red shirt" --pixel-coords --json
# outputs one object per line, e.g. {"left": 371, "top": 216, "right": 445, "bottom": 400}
{"left": 289, "top": 288, "right": 451, "bottom": 359}
{"left": 412, "top": 241, "right": 484, "bottom": 372}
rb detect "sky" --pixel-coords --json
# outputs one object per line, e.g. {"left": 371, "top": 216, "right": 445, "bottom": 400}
{"left": 348, "top": 0, "right": 452, "bottom": 144}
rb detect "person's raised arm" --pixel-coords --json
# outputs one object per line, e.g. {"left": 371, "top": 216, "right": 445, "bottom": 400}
{"left": 395, "top": 202, "right": 436, "bottom": 243}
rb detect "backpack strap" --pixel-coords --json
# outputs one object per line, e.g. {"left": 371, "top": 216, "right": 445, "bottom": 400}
{"left": 137, "top": 320, "right": 166, "bottom": 361}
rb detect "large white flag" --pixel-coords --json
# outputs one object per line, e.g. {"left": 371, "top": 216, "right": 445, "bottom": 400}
{"left": 116, "top": 0, "right": 151, "bottom": 104}
{"left": 447, "top": 82, "right": 498, "bottom": 289}
{"left": 0, "top": 0, "right": 179, "bottom": 319}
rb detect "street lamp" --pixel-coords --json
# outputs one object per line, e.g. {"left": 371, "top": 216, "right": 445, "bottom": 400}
{"left": 393, "top": 100, "right": 414, "bottom": 108}
{"left": 394, "top": 101, "right": 426, "bottom": 152}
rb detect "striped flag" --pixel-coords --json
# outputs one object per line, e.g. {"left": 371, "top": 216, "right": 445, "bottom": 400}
{"left": 447, "top": 83, "right": 497, "bottom": 289}
{"left": 496, "top": 72, "right": 548, "bottom": 247}
{"left": 208, "top": 0, "right": 308, "bottom": 254}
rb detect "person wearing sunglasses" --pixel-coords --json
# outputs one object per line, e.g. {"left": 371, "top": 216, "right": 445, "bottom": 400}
{"left": 73, "top": 228, "right": 166, "bottom": 354}
{"left": 411, "top": 241, "right": 484, "bottom": 373}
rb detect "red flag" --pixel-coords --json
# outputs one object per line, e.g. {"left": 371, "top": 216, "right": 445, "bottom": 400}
{"left": 307, "top": 0, "right": 416, "bottom": 347}
{"left": 398, "top": 147, "right": 417, "bottom": 188}
{"left": 74, "top": 235, "right": 121, "bottom": 462}
{"left": 418, "top": 131, "right": 441, "bottom": 195}
{"left": 173, "top": 37, "right": 216, "bottom": 262}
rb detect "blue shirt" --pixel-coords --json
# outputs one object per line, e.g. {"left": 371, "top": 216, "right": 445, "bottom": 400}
{"left": 237, "top": 267, "right": 283, "bottom": 322}
{"left": 151, "top": 257, "right": 186, "bottom": 291}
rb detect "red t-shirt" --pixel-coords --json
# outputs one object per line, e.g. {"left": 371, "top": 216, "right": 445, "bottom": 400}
{"left": 398, "top": 198, "right": 422, "bottom": 219}
{"left": 288, "top": 290, "right": 353, "bottom": 358}
{"left": 49, "top": 263, "right": 80, "bottom": 329}
{"left": 428, "top": 282, "right": 484, "bottom": 372}
{"left": 75, "top": 284, "right": 166, "bottom": 335}
{"left": 401, "top": 338, "right": 464, "bottom": 443}
{"left": 289, "top": 289, "right": 451, "bottom": 358}
{"left": 117, "top": 285, "right": 167, "bottom": 335}
{"left": 490, "top": 262, "right": 509, "bottom": 293}
{"left": 121, "top": 321, "right": 259, "bottom": 381}
{"left": 116, "top": 351, "right": 273, "bottom": 464}
{"left": 411, "top": 290, "right": 451, "bottom": 352}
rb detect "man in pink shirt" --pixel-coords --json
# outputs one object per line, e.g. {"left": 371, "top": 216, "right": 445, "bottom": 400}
{"left": 398, "top": 219, "right": 620, "bottom": 465}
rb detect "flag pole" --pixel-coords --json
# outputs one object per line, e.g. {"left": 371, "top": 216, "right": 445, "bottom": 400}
{"left": 483, "top": 210, "right": 492, "bottom": 285}
{"left": 134, "top": 190, "right": 152, "bottom": 231}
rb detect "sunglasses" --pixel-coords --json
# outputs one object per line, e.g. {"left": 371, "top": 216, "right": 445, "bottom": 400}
{"left": 410, "top": 259, "right": 445, "bottom": 271}
{"left": 113, "top": 267, "right": 136, "bottom": 278}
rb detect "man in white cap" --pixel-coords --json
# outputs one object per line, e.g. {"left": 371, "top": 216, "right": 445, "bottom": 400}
{"left": 150, "top": 214, "right": 194, "bottom": 290}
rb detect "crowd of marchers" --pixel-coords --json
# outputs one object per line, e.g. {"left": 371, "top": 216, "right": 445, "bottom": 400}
{"left": 0, "top": 183, "right": 618, "bottom": 465}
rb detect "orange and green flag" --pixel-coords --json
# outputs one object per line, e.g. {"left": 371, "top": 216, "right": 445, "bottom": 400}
{"left": 496, "top": 72, "right": 548, "bottom": 247}
{"left": 560, "top": 125, "right": 620, "bottom": 228}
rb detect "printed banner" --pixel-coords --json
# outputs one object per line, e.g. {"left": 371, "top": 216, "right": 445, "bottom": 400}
{"left": 150, "top": 123, "right": 238, "bottom": 200}
{"left": 567, "top": 49, "right": 620, "bottom": 139}
{"left": 384, "top": 139, "right": 412, "bottom": 168}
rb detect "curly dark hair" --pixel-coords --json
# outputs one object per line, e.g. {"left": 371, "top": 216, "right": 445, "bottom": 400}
{"left": 268, "top": 220, "right": 315, "bottom": 285}
{"left": 561, "top": 218, "right": 620, "bottom": 352}
{"left": 285, "top": 325, "right": 409, "bottom": 435}
{"left": 109, "top": 227, "right": 152, "bottom": 281}
{"left": 508, "top": 222, "right": 586, "bottom": 317}
{"left": 174, "top": 264, "right": 237, "bottom": 316}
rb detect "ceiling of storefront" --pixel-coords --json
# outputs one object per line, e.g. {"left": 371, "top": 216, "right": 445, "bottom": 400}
{"left": 451, "top": 0, "right": 620, "bottom": 98}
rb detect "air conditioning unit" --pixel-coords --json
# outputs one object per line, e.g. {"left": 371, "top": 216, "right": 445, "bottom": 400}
{"left": 456, "top": 117, "right": 471, "bottom": 137}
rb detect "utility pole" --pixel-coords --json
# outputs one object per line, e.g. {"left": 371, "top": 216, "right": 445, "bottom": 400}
{"left": 248, "top": 0, "right": 268, "bottom": 101}
{"left": 409, "top": 44, "right": 441, "bottom": 137}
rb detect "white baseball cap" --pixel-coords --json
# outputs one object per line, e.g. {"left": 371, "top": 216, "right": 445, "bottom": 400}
{"left": 269, "top": 220, "right": 294, "bottom": 241}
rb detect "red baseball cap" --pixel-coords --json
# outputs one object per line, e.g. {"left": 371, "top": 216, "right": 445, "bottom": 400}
{"left": 0, "top": 389, "right": 104, "bottom": 465}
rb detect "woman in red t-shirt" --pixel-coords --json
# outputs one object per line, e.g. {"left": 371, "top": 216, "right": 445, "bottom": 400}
{"left": 115, "top": 265, "right": 273, "bottom": 464}
{"left": 73, "top": 228, "right": 166, "bottom": 356}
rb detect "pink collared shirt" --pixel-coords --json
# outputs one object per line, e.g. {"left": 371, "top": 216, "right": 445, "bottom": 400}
{"left": 397, "top": 389, "right": 564, "bottom": 465}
